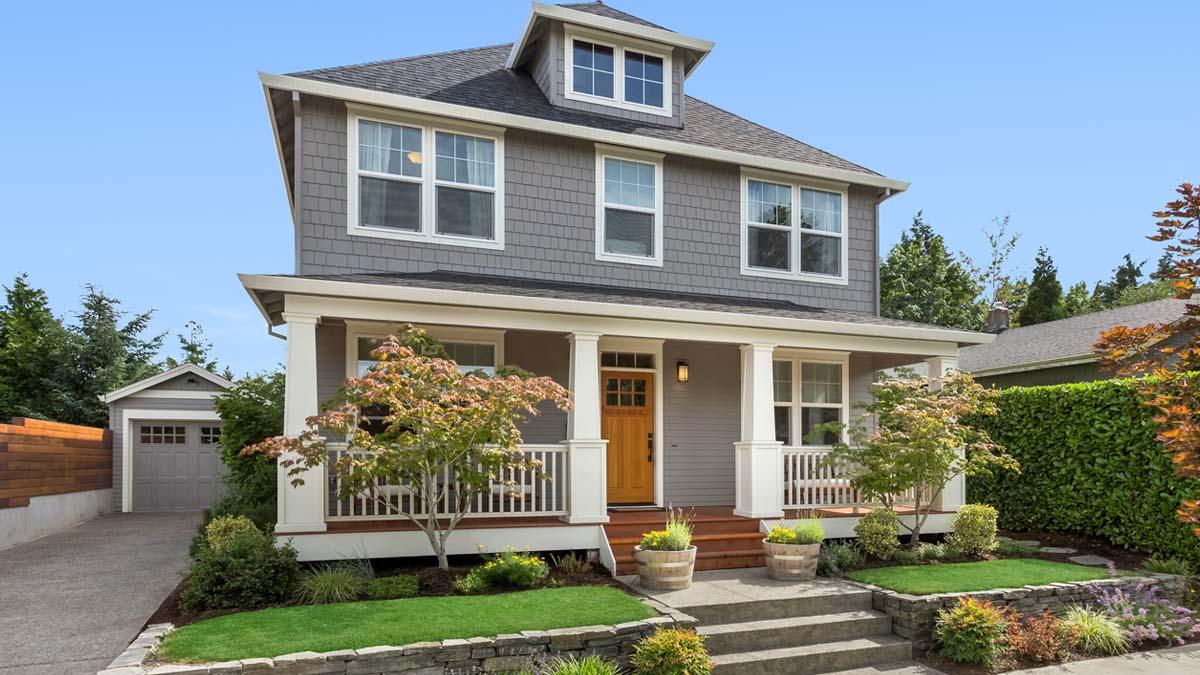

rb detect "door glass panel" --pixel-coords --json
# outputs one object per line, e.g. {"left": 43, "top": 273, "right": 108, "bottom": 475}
{"left": 634, "top": 379, "right": 646, "bottom": 393}
{"left": 634, "top": 393, "right": 646, "bottom": 406}
{"left": 620, "top": 393, "right": 633, "bottom": 406}
{"left": 606, "top": 393, "right": 618, "bottom": 405}
{"left": 620, "top": 379, "right": 632, "bottom": 392}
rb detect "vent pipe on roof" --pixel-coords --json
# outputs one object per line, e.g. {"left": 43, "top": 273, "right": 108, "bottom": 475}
{"left": 986, "top": 303, "right": 1011, "bottom": 334}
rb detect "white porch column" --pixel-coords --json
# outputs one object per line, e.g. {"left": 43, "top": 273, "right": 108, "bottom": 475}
{"left": 926, "top": 354, "right": 965, "bottom": 511}
{"left": 734, "top": 343, "right": 784, "bottom": 519}
{"left": 563, "top": 332, "right": 609, "bottom": 524}
{"left": 275, "top": 313, "right": 326, "bottom": 534}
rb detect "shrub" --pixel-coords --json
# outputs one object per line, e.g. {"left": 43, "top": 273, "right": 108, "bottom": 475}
{"left": 204, "top": 515, "right": 261, "bottom": 554}
{"left": 1091, "top": 581, "right": 1200, "bottom": 645}
{"left": 934, "top": 597, "right": 1008, "bottom": 665}
{"left": 641, "top": 510, "right": 693, "bottom": 551}
{"left": 946, "top": 504, "right": 998, "bottom": 557}
{"left": 792, "top": 518, "right": 825, "bottom": 544}
{"left": 455, "top": 549, "right": 549, "bottom": 594}
{"left": 552, "top": 552, "right": 592, "bottom": 575}
{"left": 818, "top": 542, "right": 865, "bottom": 576}
{"left": 544, "top": 655, "right": 621, "bottom": 675}
{"left": 1143, "top": 555, "right": 1196, "bottom": 577}
{"left": 765, "top": 525, "right": 798, "bottom": 545}
{"left": 968, "top": 379, "right": 1200, "bottom": 563}
{"left": 297, "top": 563, "right": 369, "bottom": 604}
{"left": 916, "top": 543, "right": 947, "bottom": 562}
{"left": 211, "top": 368, "right": 284, "bottom": 518}
{"left": 630, "top": 627, "right": 712, "bottom": 675}
{"left": 1006, "top": 610, "right": 1074, "bottom": 664}
{"left": 894, "top": 549, "right": 920, "bottom": 566}
{"left": 1062, "top": 606, "right": 1129, "bottom": 656}
{"left": 996, "top": 540, "right": 1038, "bottom": 558}
{"left": 180, "top": 529, "right": 299, "bottom": 612}
{"left": 366, "top": 574, "right": 419, "bottom": 600}
{"left": 854, "top": 508, "right": 899, "bottom": 560}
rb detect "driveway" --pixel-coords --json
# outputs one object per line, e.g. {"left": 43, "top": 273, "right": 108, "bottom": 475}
{"left": 0, "top": 511, "right": 200, "bottom": 675}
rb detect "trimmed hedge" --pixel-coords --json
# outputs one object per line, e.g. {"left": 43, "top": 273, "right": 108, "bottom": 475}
{"left": 968, "top": 378, "right": 1200, "bottom": 562}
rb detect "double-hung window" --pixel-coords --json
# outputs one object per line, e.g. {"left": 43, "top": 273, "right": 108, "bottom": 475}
{"left": 565, "top": 28, "right": 672, "bottom": 117}
{"left": 595, "top": 147, "right": 663, "bottom": 266}
{"left": 772, "top": 356, "right": 847, "bottom": 446}
{"left": 348, "top": 109, "right": 504, "bottom": 250}
{"left": 742, "top": 172, "right": 848, "bottom": 283}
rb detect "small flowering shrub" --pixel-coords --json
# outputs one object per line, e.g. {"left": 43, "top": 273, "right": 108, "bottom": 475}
{"left": 854, "top": 508, "right": 899, "bottom": 560}
{"left": 455, "top": 549, "right": 549, "bottom": 594}
{"left": 946, "top": 504, "right": 998, "bottom": 557}
{"left": 1062, "top": 606, "right": 1129, "bottom": 656}
{"left": 765, "top": 525, "right": 798, "bottom": 545}
{"left": 1005, "top": 610, "right": 1076, "bottom": 664}
{"left": 916, "top": 543, "right": 947, "bottom": 562}
{"left": 630, "top": 627, "right": 712, "bottom": 675}
{"left": 934, "top": 597, "right": 1008, "bottom": 665}
{"left": 640, "top": 510, "right": 693, "bottom": 551}
{"left": 765, "top": 519, "right": 825, "bottom": 545}
{"left": 1091, "top": 581, "right": 1200, "bottom": 645}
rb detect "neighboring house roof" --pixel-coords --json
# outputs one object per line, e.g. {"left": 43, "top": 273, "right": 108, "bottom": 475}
{"left": 960, "top": 298, "right": 1192, "bottom": 375}
{"left": 287, "top": 46, "right": 878, "bottom": 178}
{"left": 101, "top": 364, "right": 233, "bottom": 404}
{"left": 240, "top": 271, "right": 991, "bottom": 346}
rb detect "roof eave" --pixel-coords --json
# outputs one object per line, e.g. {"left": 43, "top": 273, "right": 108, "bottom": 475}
{"left": 101, "top": 364, "right": 234, "bottom": 404}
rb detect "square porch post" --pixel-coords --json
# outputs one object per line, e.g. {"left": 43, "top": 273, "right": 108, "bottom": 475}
{"left": 734, "top": 342, "right": 784, "bottom": 519}
{"left": 926, "top": 355, "right": 965, "bottom": 511}
{"left": 275, "top": 312, "right": 327, "bottom": 534}
{"left": 563, "top": 332, "right": 609, "bottom": 524}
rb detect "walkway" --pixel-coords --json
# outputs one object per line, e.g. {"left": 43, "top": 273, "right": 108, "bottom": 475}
{"left": 1011, "top": 643, "right": 1200, "bottom": 674}
{"left": 0, "top": 511, "right": 200, "bottom": 675}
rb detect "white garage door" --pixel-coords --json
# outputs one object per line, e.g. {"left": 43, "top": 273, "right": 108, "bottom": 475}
{"left": 132, "top": 422, "right": 220, "bottom": 511}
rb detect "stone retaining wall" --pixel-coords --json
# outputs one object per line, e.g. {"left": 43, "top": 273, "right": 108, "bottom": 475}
{"left": 862, "top": 573, "right": 1187, "bottom": 653}
{"left": 99, "top": 598, "right": 696, "bottom": 675}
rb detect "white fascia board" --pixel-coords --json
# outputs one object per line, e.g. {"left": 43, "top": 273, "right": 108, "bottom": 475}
{"left": 506, "top": 2, "right": 715, "bottom": 72}
{"left": 101, "top": 363, "right": 233, "bottom": 403}
{"left": 239, "top": 273, "right": 991, "bottom": 348}
{"left": 968, "top": 353, "right": 1098, "bottom": 377}
{"left": 258, "top": 73, "right": 909, "bottom": 194}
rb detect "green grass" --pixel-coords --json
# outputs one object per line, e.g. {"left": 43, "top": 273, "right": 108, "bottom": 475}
{"left": 846, "top": 559, "right": 1114, "bottom": 595}
{"left": 158, "top": 586, "right": 655, "bottom": 662}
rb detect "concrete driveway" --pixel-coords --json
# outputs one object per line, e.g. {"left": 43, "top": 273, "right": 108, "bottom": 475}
{"left": 0, "top": 511, "right": 200, "bottom": 675}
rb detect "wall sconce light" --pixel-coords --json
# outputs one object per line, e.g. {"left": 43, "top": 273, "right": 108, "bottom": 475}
{"left": 676, "top": 361, "right": 689, "bottom": 383}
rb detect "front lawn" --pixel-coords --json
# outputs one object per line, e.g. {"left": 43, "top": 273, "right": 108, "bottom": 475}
{"left": 158, "top": 586, "right": 654, "bottom": 662}
{"left": 846, "top": 559, "right": 1113, "bottom": 595}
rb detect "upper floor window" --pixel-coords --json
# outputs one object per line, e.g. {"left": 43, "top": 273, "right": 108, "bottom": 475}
{"left": 741, "top": 171, "right": 848, "bottom": 284}
{"left": 347, "top": 108, "right": 505, "bottom": 250}
{"left": 565, "top": 28, "right": 672, "bottom": 117}
{"left": 595, "top": 146, "right": 663, "bottom": 267}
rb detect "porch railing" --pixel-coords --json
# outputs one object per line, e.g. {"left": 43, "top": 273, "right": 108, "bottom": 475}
{"left": 325, "top": 443, "right": 568, "bottom": 520}
{"left": 781, "top": 446, "right": 923, "bottom": 510}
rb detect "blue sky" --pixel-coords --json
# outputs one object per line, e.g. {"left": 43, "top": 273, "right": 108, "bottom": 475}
{"left": 1, "top": 1, "right": 1196, "bottom": 376}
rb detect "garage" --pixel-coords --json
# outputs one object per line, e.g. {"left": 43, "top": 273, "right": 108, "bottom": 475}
{"left": 103, "top": 364, "right": 233, "bottom": 512}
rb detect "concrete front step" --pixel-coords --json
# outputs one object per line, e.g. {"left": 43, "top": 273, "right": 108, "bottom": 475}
{"left": 680, "top": 587, "right": 873, "bottom": 624}
{"left": 710, "top": 635, "right": 914, "bottom": 675}
{"left": 614, "top": 548, "right": 766, "bottom": 575}
{"left": 698, "top": 610, "right": 893, "bottom": 655}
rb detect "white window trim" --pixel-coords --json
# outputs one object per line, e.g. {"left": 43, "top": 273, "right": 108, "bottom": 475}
{"left": 564, "top": 25, "right": 673, "bottom": 118}
{"left": 740, "top": 168, "right": 849, "bottom": 286}
{"left": 594, "top": 144, "right": 664, "bottom": 267}
{"left": 344, "top": 321, "right": 506, "bottom": 378}
{"left": 772, "top": 350, "right": 850, "bottom": 448}
{"left": 346, "top": 105, "right": 505, "bottom": 251}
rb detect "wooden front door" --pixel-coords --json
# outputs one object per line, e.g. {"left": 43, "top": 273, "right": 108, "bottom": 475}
{"left": 602, "top": 371, "right": 655, "bottom": 504}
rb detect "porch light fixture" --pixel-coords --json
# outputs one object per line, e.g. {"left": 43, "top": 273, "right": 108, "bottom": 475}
{"left": 676, "top": 361, "right": 689, "bottom": 383}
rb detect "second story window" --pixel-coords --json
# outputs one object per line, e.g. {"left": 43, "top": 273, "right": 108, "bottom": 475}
{"left": 347, "top": 108, "right": 505, "bottom": 250}
{"left": 565, "top": 28, "right": 673, "bottom": 117}
{"left": 741, "top": 171, "right": 848, "bottom": 284}
{"left": 572, "top": 40, "right": 615, "bottom": 99}
{"left": 595, "top": 147, "right": 663, "bottom": 267}
{"left": 624, "top": 51, "right": 664, "bottom": 108}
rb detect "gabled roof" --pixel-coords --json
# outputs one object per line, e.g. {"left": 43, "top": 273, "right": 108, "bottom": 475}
{"left": 960, "top": 297, "right": 1192, "bottom": 375}
{"left": 558, "top": 1, "right": 669, "bottom": 30}
{"left": 101, "top": 364, "right": 234, "bottom": 404}
{"left": 285, "top": 44, "right": 878, "bottom": 177}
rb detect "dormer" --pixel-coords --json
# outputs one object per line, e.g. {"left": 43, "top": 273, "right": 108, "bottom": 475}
{"left": 507, "top": 2, "right": 714, "bottom": 129}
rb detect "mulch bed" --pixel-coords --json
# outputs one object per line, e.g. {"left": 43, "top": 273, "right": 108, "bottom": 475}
{"left": 998, "top": 530, "right": 1149, "bottom": 570}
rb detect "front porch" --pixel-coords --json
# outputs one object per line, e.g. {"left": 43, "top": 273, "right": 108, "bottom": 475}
{"left": 242, "top": 273, "right": 983, "bottom": 565}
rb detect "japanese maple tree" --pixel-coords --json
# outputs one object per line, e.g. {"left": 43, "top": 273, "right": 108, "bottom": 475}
{"left": 1094, "top": 182, "right": 1200, "bottom": 535}
{"left": 245, "top": 326, "right": 571, "bottom": 570}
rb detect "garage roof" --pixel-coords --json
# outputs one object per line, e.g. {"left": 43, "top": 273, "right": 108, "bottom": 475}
{"left": 101, "top": 364, "right": 233, "bottom": 404}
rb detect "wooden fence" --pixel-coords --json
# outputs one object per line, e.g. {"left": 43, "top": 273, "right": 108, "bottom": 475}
{"left": 0, "top": 418, "right": 112, "bottom": 509}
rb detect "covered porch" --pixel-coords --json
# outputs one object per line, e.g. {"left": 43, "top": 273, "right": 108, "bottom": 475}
{"left": 240, "top": 272, "right": 986, "bottom": 562}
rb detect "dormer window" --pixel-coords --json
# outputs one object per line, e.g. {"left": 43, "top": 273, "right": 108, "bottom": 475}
{"left": 564, "top": 27, "right": 672, "bottom": 117}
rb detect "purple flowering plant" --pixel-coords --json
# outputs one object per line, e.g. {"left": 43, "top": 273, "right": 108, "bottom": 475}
{"left": 1089, "top": 580, "right": 1200, "bottom": 646}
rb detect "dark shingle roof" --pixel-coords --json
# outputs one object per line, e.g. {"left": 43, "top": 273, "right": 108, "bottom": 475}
{"left": 273, "top": 271, "right": 974, "bottom": 334}
{"left": 288, "top": 44, "right": 877, "bottom": 176}
{"left": 960, "top": 298, "right": 1191, "bottom": 372}
{"left": 558, "top": 2, "right": 670, "bottom": 30}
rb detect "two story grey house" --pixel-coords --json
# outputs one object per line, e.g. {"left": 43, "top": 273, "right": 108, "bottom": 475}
{"left": 241, "top": 1, "right": 990, "bottom": 570}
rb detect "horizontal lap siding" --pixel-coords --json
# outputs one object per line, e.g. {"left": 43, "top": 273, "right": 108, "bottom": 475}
{"left": 505, "top": 331, "right": 569, "bottom": 444}
{"left": 296, "top": 95, "right": 877, "bottom": 313}
{"left": 662, "top": 341, "right": 740, "bottom": 506}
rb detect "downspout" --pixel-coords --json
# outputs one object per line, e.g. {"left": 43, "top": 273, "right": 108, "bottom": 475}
{"left": 874, "top": 187, "right": 894, "bottom": 316}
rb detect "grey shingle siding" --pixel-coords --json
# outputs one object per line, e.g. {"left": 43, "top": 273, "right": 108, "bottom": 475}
{"left": 299, "top": 95, "right": 877, "bottom": 314}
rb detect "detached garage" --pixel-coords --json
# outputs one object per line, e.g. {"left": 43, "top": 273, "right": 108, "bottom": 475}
{"left": 103, "top": 364, "right": 233, "bottom": 512}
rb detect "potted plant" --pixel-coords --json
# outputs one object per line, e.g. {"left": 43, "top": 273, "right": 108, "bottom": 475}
{"left": 634, "top": 510, "right": 696, "bottom": 590}
{"left": 763, "top": 518, "right": 824, "bottom": 580}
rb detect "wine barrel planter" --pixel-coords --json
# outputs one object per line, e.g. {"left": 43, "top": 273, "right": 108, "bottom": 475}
{"left": 763, "top": 540, "right": 821, "bottom": 580}
{"left": 633, "top": 545, "right": 697, "bottom": 590}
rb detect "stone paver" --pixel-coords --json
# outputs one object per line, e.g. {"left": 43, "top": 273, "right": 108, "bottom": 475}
{"left": 1014, "top": 539, "right": 1041, "bottom": 547}
{"left": 0, "top": 511, "right": 200, "bottom": 675}
{"left": 617, "top": 567, "right": 867, "bottom": 609}
{"left": 1039, "top": 546, "right": 1078, "bottom": 554}
{"left": 1009, "top": 642, "right": 1200, "bottom": 673}
{"left": 1068, "top": 554, "right": 1113, "bottom": 566}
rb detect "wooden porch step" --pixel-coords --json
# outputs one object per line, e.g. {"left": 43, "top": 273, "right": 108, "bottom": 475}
{"left": 609, "top": 531, "right": 766, "bottom": 557}
{"left": 605, "top": 516, "right": 762, "bottom": 539}
{"left": 614, "top": 547, "right": 766, "bottom": 575}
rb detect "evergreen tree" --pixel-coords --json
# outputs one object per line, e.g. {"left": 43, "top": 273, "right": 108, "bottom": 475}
{"left": 1016, "top": 247, "right": 1065, "bottom": 326}
{"left": 1152, "top": 251, "right": 1174, "bottom": 281}
{"left": 1062, "top": 281, "right": 1093, "bottom": 317}
{"left": 880, "top": 212, "right": 985, "bottom": 330}
{"left": 1092, "top": 254, "right": 1145, "bottom": 308}
{"left": 165, "top": 320, "right": 231, "bottom": 378}
{"left": 0, "top": 274, "right": 68, "bottom": 420}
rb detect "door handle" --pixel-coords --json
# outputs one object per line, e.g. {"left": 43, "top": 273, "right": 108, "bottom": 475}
{"left": 647, "top": 432, "right": 654, "bottom": 463}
